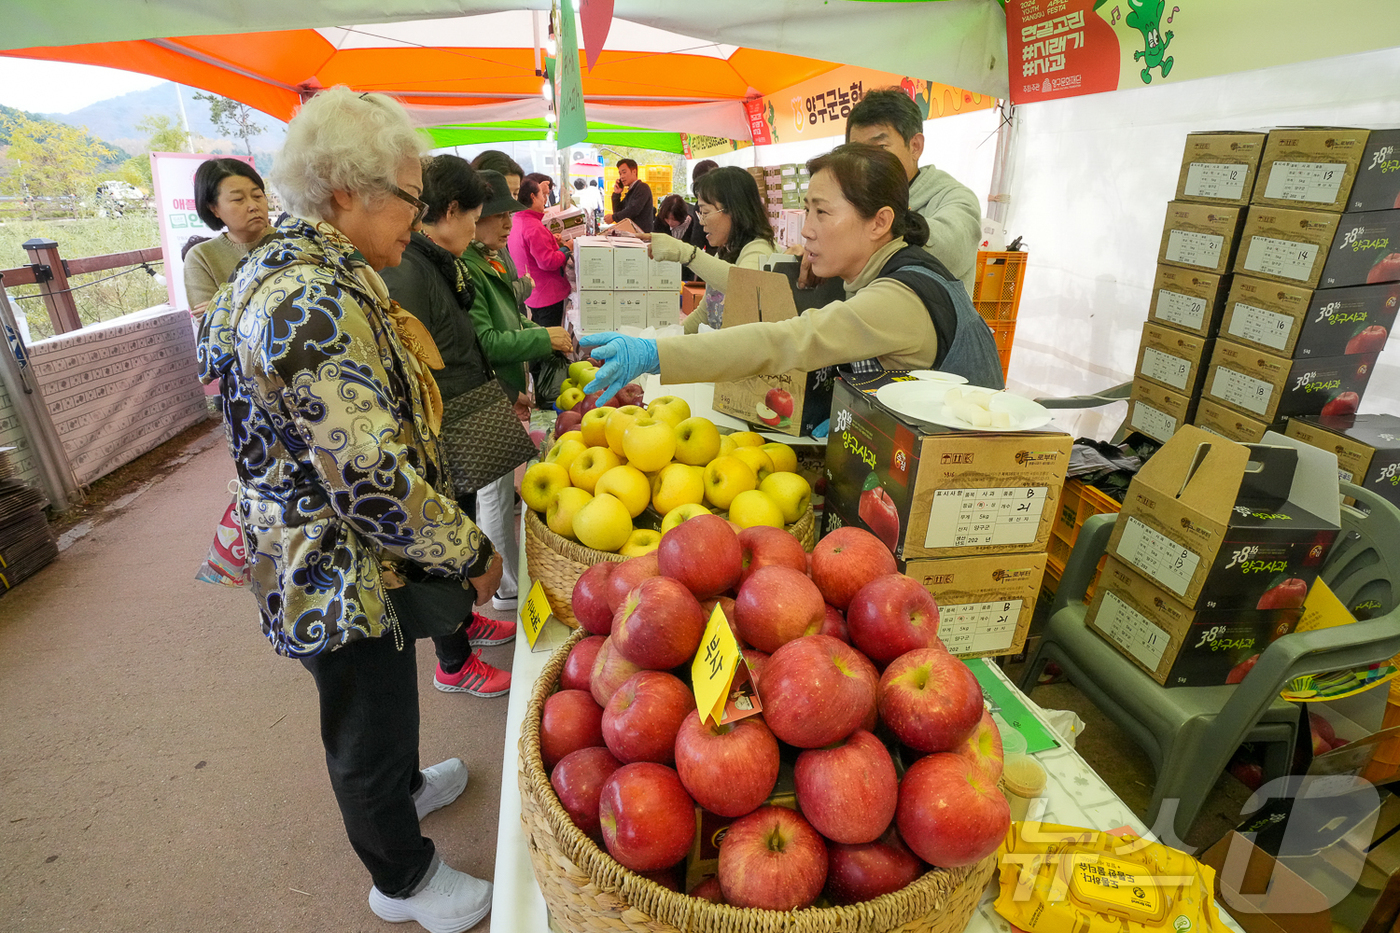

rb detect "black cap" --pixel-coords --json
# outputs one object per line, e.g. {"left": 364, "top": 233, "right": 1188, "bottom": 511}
{"left": 477, "top": 170, "right": 524, "bottom": 219}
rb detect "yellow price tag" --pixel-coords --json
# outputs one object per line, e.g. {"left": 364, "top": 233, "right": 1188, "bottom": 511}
{"left": 1296, "top": 578, "right": 1354, "bottom": 632}
{"left": 691, "top": 604, "right": 740, "bottom": 726}
{"left": 521, "top": 580, "right": 552, "bottom": 649}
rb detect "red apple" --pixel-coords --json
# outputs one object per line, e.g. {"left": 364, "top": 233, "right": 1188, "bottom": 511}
{"left": 794, "top": 729, "right": 898, "bottom": 844}
{"left": 550, "top": 745, "right": 623, "bottom": 837}
{"left": 562, "top": 635, "right": 606, "bottom": 691}
{"left": 555, "top": 409, "right": 583, "bottom": 435}
{"left": 1321, "top": 391, "right": 1360, "bottom": 418}
{"left": 589, "top": 636, "right": 643, "bottom": 707}
{"left": 1256, "top": 577, "right": 1308, "bottom": 610}
{"left": 825, "top": 836, "right": 925, "bottom": 905}
{"left": 858, "top": 485, "right": 901, "bottom": 552}
{"left": 1310, "top": 711, "right": 1337, "bottom": 747}
{"left": 896, "top": 752, "right": 1010, "bottom": 868}
{"left": 878, "top": 648, "right": 984, "bottom": 753}
{"left": 540, "top": 688, "right": 606, "bottom": 771}
{"left": 573, "top": 561, "right": 618, "bottom": 635}
{"left": 602, "top": 670, "right": 694, "bottom": 764}
{"left": 611, "top": 576, "right": 707, "bottom": 670}
{"left": 690, "top": 876, "right": 725, "bottom": 903}
{"left": 762, "top": 635, "right": 878, "bottom": 748}
{"left": 606, "top": 552, "right": 661, "bottom": 614}
{"left": 954, "top": 710, "right": 1005, "bottom": 782}
{"left": 1226, "top": 653, "right": 1260, "bottom": 685}
{"left": 740, "top": 648, "right": 770, "bottom": 686}
{"left": 734, "top": 565, "right": 827, "bottom": 654}
{"left": 1367, "top": 252, "right": 1400, "bottom": 284}
{"left": 765, "top": 387, "right": 795, "bottom": 419}
{"left": 673, "top": 709, "right": 780, "bottom": 818}
{"left": 1346, "top": 325, "right": 1389, "bottom": 354}
{"left": 658, "top": 513, "right": 743, "bottom": 599}
{"left": 1229, "top": 758, "right": 1265, "bottom": 792}
{"left": 846, "top": 573, "right": 942, "bottom": 665}
{"left": 818, "top": 603, "right": 850, "bottom": 644}
{"left": 598, "top": 762, "right": 696, "bottom": 872}
{"left": 718, "top": 805, "right": 828, "bottom": 910}
{"left": 737, "top": 525, "right": 808, "bottom": 585}
{"left": 810, "top": 527, "right": 898, "bottom": 610}
{"left": 615, "top": 383, "right": 646, "bottom": 408}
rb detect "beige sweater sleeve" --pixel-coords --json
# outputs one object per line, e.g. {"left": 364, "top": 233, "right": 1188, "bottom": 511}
{"left": 679, "top": 238, "right": 779, "bottom": 333}
{"left": 184, "top": 244, "right": 221, "bottom": 310}
{"left": 660, "top": 277, "right": 937, "bottom": 384}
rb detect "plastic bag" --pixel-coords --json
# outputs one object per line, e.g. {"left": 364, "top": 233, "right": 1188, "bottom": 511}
{"left": 195, "top": 494, "right": 249, "bottom": 586}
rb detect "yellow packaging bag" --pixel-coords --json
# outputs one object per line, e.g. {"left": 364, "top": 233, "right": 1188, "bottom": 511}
{"left": 995, "top": 822, "right": 1230, "bottom": 933}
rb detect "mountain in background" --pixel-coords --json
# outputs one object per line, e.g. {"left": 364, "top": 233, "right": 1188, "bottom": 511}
{"left": 1, "top": 101, "right": 131, "bottom": 167}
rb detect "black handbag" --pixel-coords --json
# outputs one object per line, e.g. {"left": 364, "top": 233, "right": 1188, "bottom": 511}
{"left": 438, "top": 378, "right": 540, "bottom": 497}
{"left": 533, "top": 351, "right": 571, "bottom": 409}
{"left": 385, "top": 569, "right": 476, "bottom": 640}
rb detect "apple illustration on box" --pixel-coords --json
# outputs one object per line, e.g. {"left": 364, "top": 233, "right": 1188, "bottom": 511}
{"left": 1256, "top": 577, "right": 1308, "bottom": 610}
{"left": 1346, "top": 325, "right": 1389, "bottom": 354}
{"left": 1368, "top": 252, "right": 1400, "bottom": 285}
{"left": 1321, "top": 391, "right": 1360, "bottom": 417}
{"left": 858, "top": 472, "right": 900, "bottom": 552}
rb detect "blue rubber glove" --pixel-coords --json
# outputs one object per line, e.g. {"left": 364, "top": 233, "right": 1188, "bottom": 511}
{"left": 579, "top": 332, "right": 660, "bottom": 404}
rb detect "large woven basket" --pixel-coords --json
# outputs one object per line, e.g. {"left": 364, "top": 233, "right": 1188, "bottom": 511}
{"left": 523, "top": 506, "right": 818, "bottom": 629}
{"left": 519, "top": 628, "right": 1000, "bottom": 933}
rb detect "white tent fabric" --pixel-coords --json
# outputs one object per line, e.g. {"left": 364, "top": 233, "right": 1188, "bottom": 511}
{"left": 1003, "top": 46, "right": 1400, "bottom": 440}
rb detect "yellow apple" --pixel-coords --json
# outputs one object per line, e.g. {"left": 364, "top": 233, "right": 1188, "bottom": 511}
{"left": 604, "top": 404, "right": 648, "bottom": 456}
{"left": 728, "top": 489, "right": 785, "bottom": 529}
{"left": 547, "top": 486, "right": 593, "bottom": 540}
{"left": 572, "top": 493, "right": 633, "bottom": 552}
{"left": 717, "top": 435, "right": 738, "bottom": 458}
{"left": 728, "top": 431, "right": 766, "bottom": 448}
{"left": 568, "top": 446, "right": 623, "bottom": 494}
{"left": 758, "top": 472, "right": 812, "bottom": 524}
{"left": 568, "top": 359, "right": 599, "bottom": 386}
{"left": 760, "top": 442, "right": 798, "bottom": 475}
{"left": 544, "top": 437, "right": 587, "bottom": 474}
{"left": 660, "top": 502, "right": 711, "bottom": 536}
{"left": 580, "top": 407, "right": 613, "bottom": 447}
{"left": 651, "top": 462, "right": 705, "bottom": 515}
{"left": 622, "top": 416, "right": 677, "bottom": 473}
{"left": 595, "top": 464, "right": 651, "bottom": 518}
{"left": 560, "top": 377, "right": 578, "bottom": 393}
{"left": 730, "top": 446, "right": 775, "bottom": 484}
{"left": 556, "top": 385, "right": 586, "bottom": 411}
{"left": 559, "top": 429, "right": 585, "bottom": 446}
{"left": 619, "top": 528, "right": 662, "bottom": 557}
{"left": 702, "top": 455, "right": 757, "bottom": 511}
{"left": 520, "top": 461, "right": 571, "bottom": 514}
{"left": 646, "top": 395, "right": 692, "bottom": 429}
{"left": 672, "top": 416, "right": 721, "bottom": 466}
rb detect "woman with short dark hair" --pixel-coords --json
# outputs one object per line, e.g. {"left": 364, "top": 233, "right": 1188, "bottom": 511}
{"left": 184, "top": 157, "right": 275, "bottom": 311}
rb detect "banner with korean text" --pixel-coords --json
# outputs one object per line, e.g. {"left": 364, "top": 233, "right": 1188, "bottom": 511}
{"left": 150, "top": 152, "right": 256, "bottom": 312}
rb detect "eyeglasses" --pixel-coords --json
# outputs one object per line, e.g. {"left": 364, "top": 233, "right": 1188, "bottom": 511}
{"left": 696, "top": 206, "right": 727, "bottom": 220}
{"left": 390, "top": 184, "right": 429, "bottom": 225}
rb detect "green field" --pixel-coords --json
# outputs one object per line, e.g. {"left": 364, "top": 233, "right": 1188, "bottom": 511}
{"left": 0, "top": 212, "right": 167, "bottom": 340}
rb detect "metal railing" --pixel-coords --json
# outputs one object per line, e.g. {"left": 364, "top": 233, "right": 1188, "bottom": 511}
{"left": 0, "top": 239, "right": 164, "bottom": 337}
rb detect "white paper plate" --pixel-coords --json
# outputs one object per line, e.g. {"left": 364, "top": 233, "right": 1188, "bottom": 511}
{"left": 907, "top": 370, "right": 968, "bottom": 384}
{"left": 874, "top": 382, "right": 1051, "bottom": 432}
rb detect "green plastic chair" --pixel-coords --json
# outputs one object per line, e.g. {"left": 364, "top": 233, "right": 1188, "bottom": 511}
{"left": 1019, "top": 482, "right": 1400, "bottom": 846}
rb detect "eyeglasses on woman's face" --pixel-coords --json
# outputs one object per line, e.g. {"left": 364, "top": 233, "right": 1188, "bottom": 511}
{"left": 696, "top": 205, "right": 727, "bottom": 221}
{"left": 390, "top": 184, "right": 429, "bottom": 226}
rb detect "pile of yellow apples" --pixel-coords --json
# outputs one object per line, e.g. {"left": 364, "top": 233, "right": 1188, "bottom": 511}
{"left": 522, "top": 395, "right": 813, "bottom": 555}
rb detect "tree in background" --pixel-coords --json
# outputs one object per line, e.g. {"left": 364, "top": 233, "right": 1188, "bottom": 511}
{"left": 0, "top": 114, "right": 112, "bottom": 219}
{"left": 193, "top": 92, "right": 265, "bottom": 157}
{"left": 117, "top": 115, "right": 190, "bottom": 192}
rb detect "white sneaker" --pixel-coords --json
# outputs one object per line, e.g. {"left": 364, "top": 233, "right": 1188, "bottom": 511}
{"left": 369, "top": 859, "right": 492, "bottom": 933}
{"left": 413, "top": 758, "right": 468, "bottom": 821}
{"left": 491, "top": 592, "right": 518, "bottom": 611}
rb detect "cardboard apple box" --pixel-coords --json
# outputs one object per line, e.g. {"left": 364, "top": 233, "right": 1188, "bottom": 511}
{"left": 1204, "top": 338, "right": 1380, "bottom": 423}
{"left": 1222, "top": 276, "right": 1400, "bottom": 358}
{"left": 1157, "top": 200, "right": 1247, "bottom": 276}
{"left": 572, "top": 237, "right": 615, "bottom": 290}
{"left": 1286, "top": 413, "right": 1400, "bottom": 509}
{"left": 575, "top": 290, "right": 615, "bottom": 335}
{"left": 544, "top": 206, "right": 587, "bottom": 242}
{"left": 1147, "top": 263, "right": 1233, "bottom": 337}
{"left": 1234, "top": 207, "right": 1343, "bottom": 289}
{"left": 1126, "top": 377, "right": 1197, "bottom": 445}
{"left": 1175, "top": 131, "right": 1268, "bottom": 207}
{"left": 1253, "top": 127, "right": 1371, "bottom": 213}
{"left": 1194, "top": 397, "right": 1271, "bottom": 444}
{"left": 1349, "top": 129, "right": 1400, "bottom": 212}
{"left": 1134, "top": 320, "right": 1214, "bottom": 397}
{"left": 900, "top": 552, "right": 1046, "bottom": 659}
{"left": 611, "top": 240, "right": 650, "bottom": 291}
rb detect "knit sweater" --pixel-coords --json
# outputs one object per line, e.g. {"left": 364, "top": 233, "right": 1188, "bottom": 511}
{"left": 908, "top": 165, "right": 982, "bottom": 295}
{"left": 184, "top": 231, "right": 276, "bottom": 310}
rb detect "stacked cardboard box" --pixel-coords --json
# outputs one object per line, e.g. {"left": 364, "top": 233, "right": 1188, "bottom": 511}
{"left": 823, "top": 374, "right": 1071, "bottom": 660}
{"left": 1286, "top": 412, "right": 1400, "bottom": 509}
{"left": 569, "top": 236, "right": 682, "bottom": 334}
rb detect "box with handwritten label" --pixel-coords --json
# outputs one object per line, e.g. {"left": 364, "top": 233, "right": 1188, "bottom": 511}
{"left": 1252, "top": 128, "right": 1371, "bottom": 213}
{"left": 1203, "top": 338, "right": 1380, "bottom": 423}
{"left": 1086, "top": 556, "right": 1302, "bottom": 687}
{"left": 1193, "top": 397, "right": 1271, "bottom": 444}
{"left": 1146, "top": 264, "right": 1232, "bottom": 338}
{"left": 1175, "top": 131, "right": 1268, "bottom": 207}
{"left": 1221, "top": 276, "right": 1400, "bottom": 358}
{"left": 1126, "top": 377, "right": 1196, "bottom": 444}
{"left": 1157, "top": 200, "right": 1246, "bottom": 276}
{"left": 1106, "top": 426, "right": 1339, "bottom": 610}
{"left": 823, "top": 375, "right": 1071, "bottom": 561}
{"left": 900, "top": 553, "right": 1046, "bottom": 659}
{"left": 1233, "top": 206, "right": 1341, "bottom": 289}
{"left": 1133, "top": 320, "right": 1213, "bottom": 397}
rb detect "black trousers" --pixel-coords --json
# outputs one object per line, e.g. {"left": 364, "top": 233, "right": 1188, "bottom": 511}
{"left": 529, "top": 299, "right": 565, "bottom": 328}
{"left": 300, "top": 634, "right": 433, "bottom": 896}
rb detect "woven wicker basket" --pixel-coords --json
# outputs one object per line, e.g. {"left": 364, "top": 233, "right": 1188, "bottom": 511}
{"left": 523, "top": 506, "right": 818, "bottom": 629}
{"left": 519, "top": 628, "right": 1000, "bottom": 933}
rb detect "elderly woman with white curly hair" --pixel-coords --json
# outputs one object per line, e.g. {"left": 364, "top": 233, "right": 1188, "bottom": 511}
{"left": 198, "top": 86, "right": 501, "bottom": 933}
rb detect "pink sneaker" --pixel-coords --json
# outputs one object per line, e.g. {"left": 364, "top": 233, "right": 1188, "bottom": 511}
{"left": 464, "top": 612, "right": 515, "bottom": 647}
{"left": 434, "top": 650, "right": 511, "bottom": 697}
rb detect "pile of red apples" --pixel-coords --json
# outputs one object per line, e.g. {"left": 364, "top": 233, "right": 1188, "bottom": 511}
{"left": 540, "top": 515, "right": 1011, "bottom": 912}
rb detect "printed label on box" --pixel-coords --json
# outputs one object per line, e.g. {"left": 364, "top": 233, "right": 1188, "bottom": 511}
{"left": 1131, "top": 402, "right": 1178, "bottom": 441}
{"left": 1097, "top": 591, "right": 1170, "bottom": 671}
{"left": 1141, "top": 347, "right": 1191, "bottom": 390}
{"left": 1227, "top": 302, "right": 1294, "bottom": 351}
{"left": 938, "top": 599, "right": 1023, "bottom": 655}
{"left": 1183, "top": 163, "right": 1250, "bottom": 201}
{"left": 1211, "top": 366, "right": 1273, "bottom": 416}
{"left": 1165, "top": 230, "right": 1225, "bottom": 269}
{"left": 1243, "top": 235, "right": 1320, "bottom": 282}
{"left": 1157, "top": 289, "right": 1209, "bottom": 330}
{"left": 923, "top": 487, "right": 1047, "bottom": 549}
{"left": 1263, "top": 161, "right": 1348, "bottom": 204}
{"left": 1115, "top": 516, "right": 1200, "bottom": 597}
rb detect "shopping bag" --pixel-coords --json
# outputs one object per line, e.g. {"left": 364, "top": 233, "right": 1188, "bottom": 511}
{"left": 195, "top": 496, "right": 249, "bottom": 586}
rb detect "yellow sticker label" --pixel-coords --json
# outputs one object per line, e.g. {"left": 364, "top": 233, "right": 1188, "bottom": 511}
{"left": 1070, "top": 855, "right": 1161, "bottom": 920}
{"left": 521, "top": 580, "right": 552, "bottom": 649}
{"left": 692, "top": 604, "right": 740, "bottom": 725}
{"left": 1296, "top": 577, "right": 1354, "bottom": 632}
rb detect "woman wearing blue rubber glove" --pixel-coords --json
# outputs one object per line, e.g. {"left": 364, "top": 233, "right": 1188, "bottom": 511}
{"left": 579, "top": 143, "right": 1003, "bottom": 402}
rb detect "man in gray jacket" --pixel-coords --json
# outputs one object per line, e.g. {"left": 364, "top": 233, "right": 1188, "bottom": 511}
{"left": 845, "top": 88, "right": 982, "bottom": 295}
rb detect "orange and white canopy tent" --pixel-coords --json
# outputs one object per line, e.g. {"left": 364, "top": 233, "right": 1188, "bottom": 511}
{"left": 0, "top": 1, "right": 1010, "bottom": 143}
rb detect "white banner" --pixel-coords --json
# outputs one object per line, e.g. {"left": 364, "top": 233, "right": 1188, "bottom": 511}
{"left": 149, "top": 152, "right": 256, "bottom": 312}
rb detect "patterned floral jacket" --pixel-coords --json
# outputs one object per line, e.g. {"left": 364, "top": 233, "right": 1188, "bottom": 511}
{"left": 198, "top": 216, "right": 492, "bottom": 657}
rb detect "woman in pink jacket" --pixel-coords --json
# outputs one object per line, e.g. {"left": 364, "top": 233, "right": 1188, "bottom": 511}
{"left": 506, "top": 177, "right": 571, "bottom": 329}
